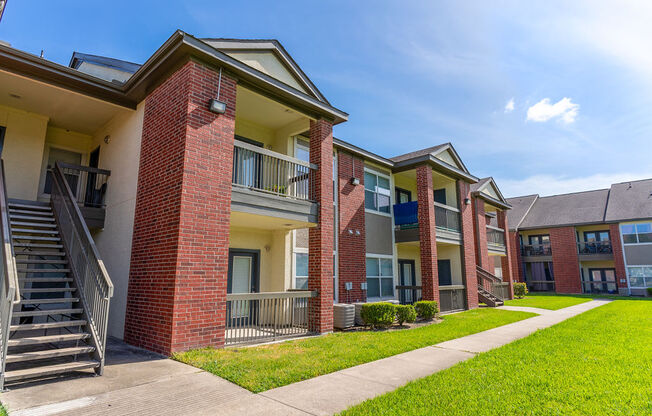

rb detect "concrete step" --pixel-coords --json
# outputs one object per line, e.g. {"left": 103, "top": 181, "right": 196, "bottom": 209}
{"left": 20, "top": 287, "right": 76, "bottom": 294}
{"left": 19, "top": 297, "right": 79, "bottom": 305}
{"left": 16, "top": 259, "right": 68, "bottom": 264}
{"left": 8, "top": 332, "right": 90, "bottom": 347}
{"left": 12, "top": 235, "right": 61, "bottom": 242}
{"left": 8, "top": 202, "right": 51, "bottom": 211}
{"left": 14, "top": 250, "right": 66, "bottom": 257}
{"left": 6, "top": 346, "right": 95, "bottom": 363}
{"left": 13, "top": 243, "right": 64, "bottom": 249}
{"left": 9, "top": 214, "right": 55, "bottom": 222}
{"left": 4, "top": 360, "right": 99, "bottom": 382}
{"left": 16, "top": 268, "right": 70, "bottom": 273}
{"left": 13, "top": 308, "right": 83, "bottom": 317}
{"left": 11, "top": 320, "right": 86, "bottom": 331}
{"left": 11, "top": 221, "right": 58, "bottom": 228}
{"left": 19, "top": 277, "right": 73, "bottom": 283}
{"left": 12, "top": 228, "right": 59, "bottom": 235}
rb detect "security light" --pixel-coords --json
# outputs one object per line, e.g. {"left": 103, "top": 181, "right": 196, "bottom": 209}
{"left": 350, "top": 177, "right": 360, "bottom": 186}
{"left": 209, "top": 99, "right": 226, "bottom": 114}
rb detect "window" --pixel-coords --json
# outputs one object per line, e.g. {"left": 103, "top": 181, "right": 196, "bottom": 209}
{"left": 364, "top": 171, "right": 391, "bottom": 213}
{"left": 395, "top": 188, "right": 411, "bottom": 204}
{"left": 366, "top": 256, "right": 394, "bottom": 298}
{"left": 627, "top": 266, "right": 652, "bottom": 288}
{"left": 434, "top": 188, "right": 447, "bottom": 205}
{"left": 295, "top": 138, "right": 310, "bottom": 162}
{"left": 295, "top": 253, "right": 309, "bottom": 289}
{"left": 621, "top": 223, "right": 652, "bottom": 244}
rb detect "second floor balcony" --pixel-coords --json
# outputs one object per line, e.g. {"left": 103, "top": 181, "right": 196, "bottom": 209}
{"left": 393, "top": 201, "right": 461, "bottom": 244}
{"left": 521, "top": 242, "right": 552, "bottom": 258}
{"left": 486, "top": 225, "right": 506, "bottom": 254}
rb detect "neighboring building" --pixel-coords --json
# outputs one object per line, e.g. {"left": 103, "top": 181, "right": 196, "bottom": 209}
{"left": 507, "top": 180, "right": 652, "bottom": 297}
{"left": 0, "top": 31, "right": 514, "bottom": 386}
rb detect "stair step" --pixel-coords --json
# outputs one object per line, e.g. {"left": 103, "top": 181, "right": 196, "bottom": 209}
{"left": 16, "top": 259, "right": 68, "bottom": 264}
{"left": 9, "top": 213, "right": 54, "bottom": 221}
{"left": 4, "top": 360, "right": 99, "bottom": 382}
{"left": 8, "top": 202, "right": 51, "bottom": 211}
{"left": 19, "top": 277, "right": 73, "bottom": 283}
{"left": 15, "top": 251, "right": 66, "bottom": 257}
{"left": 11, "top": 221, "right": 58, "bottom": 228}
{"left": 7, "top": 346, "right": 95, "bottom": 363}
{"left": 19, "top": 297, "right": 79, "bottom": 304}
{"left": 12, "top": 228, "right": 59, "bottom": 235}
{"left": 13, "top": 243, "right": 64, "bottom": 249}
{"left": 8, "top": 332, "right": 90, "bottom": 347}
{"left": 17, "top": 268, "right": 70, "bottom": 273}
{"left": 20, "top": 287, "right": 76, "bottom": 294}
{"left": 13, "top": 308, "right": 83, "bottom": 317}
{"left": 12, "top": 235, "right": 61, "bottom": 242}
{"left": 11, "top": 320, "right": 86, "bottom": 331}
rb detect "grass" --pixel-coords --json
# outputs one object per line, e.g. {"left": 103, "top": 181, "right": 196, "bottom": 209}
{"left": 341, "top": 299, "right": 652, "bottom": 415}
{"left": 504, "top": 294, "right": 591, "bottom": 310}
{"left": 174, "top": 308, "right": 535, "bottom": 392}
{"left": 0, "top": 404, "right": 6, "bottom": 416}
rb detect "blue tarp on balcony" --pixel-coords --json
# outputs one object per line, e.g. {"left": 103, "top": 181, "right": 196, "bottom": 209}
{"left": 393, "top": 201, "right": 418, "bottom": 226}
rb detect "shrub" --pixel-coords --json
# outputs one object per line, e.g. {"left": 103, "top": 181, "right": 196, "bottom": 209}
{"left": 513, "top": 282, "right": 528, "bottom": 299}
{"left": 361, "top": 302, "right": 396, "bottom": 329}
{"left": 414, "top": 300, "right": 438, "bottom": 320}
{"left": 647, "top": 287, "right": 652, "bottom": 297}
{"left": 395, "top": 305, "right": 417, "bottom": 326}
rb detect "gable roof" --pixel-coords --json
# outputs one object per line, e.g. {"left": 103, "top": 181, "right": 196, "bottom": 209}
{"left": 389, "top": 143, "right": 477, "bottom": 183}
{"left": 605, "top": 178, "right": 652, "bottom": 222}
{"left": 471, "top": 177, "right": 511, "bottom": 210}
{"left": 518, "top": 189, "right": 610, "bottom": 229}
{"left": 505, "top": 195, "right": 538, "bottom": 231}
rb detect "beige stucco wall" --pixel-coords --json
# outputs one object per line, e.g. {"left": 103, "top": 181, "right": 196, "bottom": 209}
{"left": 396, "top": 244, "right": 422, "bottom": 285}
{"left": 226, "top": 51, "right": 307, "bottom": 93}
{"left": 0, "top": 105, "right": 49, "bottom": 200}
{"left": 437, "top": 243, "right": 463, "bottom": 285}
{"left": 89, "top": 104, "right": 144, "bottom": 339}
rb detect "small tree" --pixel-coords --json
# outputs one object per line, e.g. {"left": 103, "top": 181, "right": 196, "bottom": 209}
{"left": 513, "top": 282, "right": 528, "bottom": 299}
{"left": 395, "top": 305, "right": 417, "bottom": 326}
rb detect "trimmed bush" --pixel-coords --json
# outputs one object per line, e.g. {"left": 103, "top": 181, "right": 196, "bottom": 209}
{"left": 361, "top": 302, "right": 396, "bottom": 329}
{"left": 414, "top": 300, "right": 438, "bottom": 320}
{"left": 513, "top": 282, "right": 528, "bottom": 299}
{"left": 395, "top": 305, "right": 417, "bottom": 326}
{"left": 647, "top": 287, "right": 652, "bottom": 297}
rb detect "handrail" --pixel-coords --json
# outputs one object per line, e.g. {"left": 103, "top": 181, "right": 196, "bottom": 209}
{"left": 234, "top": 139, "right": 317, "bottom": 170}
{"left": 57, "top": 162, "right": 112, "bottom": 176}
{"left": 434, "top": 201, "right": 460, "bottom": 213}
{"left": 226, "top": 290, "right": 316, "bottom": 300}
{"left": 55, "top": 162, "right": 111, "bottom": 209}
{"left": 51, "top": 162, "right": 113, "bottom": 374}
{"left": 0, "top": 160, "right": 19, "bottom": 390}
{"left": 476, "top": 266, "right": 504, "bottom": 301}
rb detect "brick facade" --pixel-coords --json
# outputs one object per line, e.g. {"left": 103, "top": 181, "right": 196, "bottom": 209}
{"left": 416, "top": 164, "right": 439, "bottom": 302}
{"left": 337, "top": 152, "right": 366, "bottom": 303}
{"left": 609, "top": 223, "right": 628, "bottom": 290}
{"left": 458, "top": 180, "right": 479, "bottom": 309}
{"left": 124, "top": 61, "right": 236, "bottom": 354}
{"left": 549, "top": 226, "right": 582, "bottom": 293}
{"left": 472, "top": 197, "right": 491, "bottom": 272}
{"left": 497, "top": 211, "right": 514, "bottom": 299}
{"left": 508, "top": 230, "right": 524, "bottom": 283}
{"left": 308, "top": 119, "right": 334, "bottom": 333}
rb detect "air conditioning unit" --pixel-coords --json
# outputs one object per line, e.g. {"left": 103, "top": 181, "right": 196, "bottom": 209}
{"left": 333, "top": 303, "right": 355, "bottom": 329}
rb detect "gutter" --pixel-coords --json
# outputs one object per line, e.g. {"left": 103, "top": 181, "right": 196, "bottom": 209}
{"left": 393, "top": 154, "right": 479, "bottom": 183}
{"left": 472, "top": 191, "right": 512, "bottom": 210}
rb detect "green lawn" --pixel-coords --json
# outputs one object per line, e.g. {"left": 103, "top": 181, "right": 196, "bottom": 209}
{"left": 341, "top": 299, "right": 652, "bottom": 415}
{"left": 174, "top": 308, "right": 535, "bottom": 392}
{"left": 504, "top": 294, "right": 591, "bottom": 310}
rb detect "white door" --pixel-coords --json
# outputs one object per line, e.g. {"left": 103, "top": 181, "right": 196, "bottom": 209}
{"left": 231, "top": 256, "right": 253, "bottom": 319}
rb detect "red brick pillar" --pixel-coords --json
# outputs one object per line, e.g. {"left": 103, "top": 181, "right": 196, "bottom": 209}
{"left": 458, "top": 180, "right": 478, "bottom": 309}
{"left": 416, "top": 165, "right": 438, "bottom": 302}
{"left": 609, "top": 223, "right": 628, "bottom": 293}
{"left": 473, "top": 197, "right": 491, "bottom": 271}
{"left": 497, "top": 211, "right": 514, "bottom": 299}
{"left": 309, "top": 119, "right": 334, "bottom": 333}
{"left": 124, "top": 61, "right": 236, "bottom": 354}
{"left": 508, "top": 231, "right": 524, "bottom": 283}
{"left": 550, "top": 227, "right": 581, "bottom": 293}
{"left": 337, "top": 152, "right": 366, "bottom": 303}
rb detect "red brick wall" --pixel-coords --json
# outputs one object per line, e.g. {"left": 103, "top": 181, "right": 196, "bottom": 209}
{"left": 416, "top": 165, "right": 439, "bottom": 302}
{"left": 308, "top": 119, "right": 334, "bottom": 333}
{"left": 458, "top": 180, "right": 478, "bottom": 309}
{"left": 497, "top": 211, "right": 514, "bottom": 299}
{"left": 508, "top": 231, "right": 524, "bottom": 283}
{"left": 337, "top": 152, "right": 366, "bottom": 303}
{"left": 609, "top": 223, "right": 627, "bottom": 289}
{"left": 124, "top": 61, "right": 236, "bottom": 354}
{"left": 550, "top": 226, "right": 582, "bottom": 293}
{"left": 472, "top": 197, "right": 491, "bottom": 272}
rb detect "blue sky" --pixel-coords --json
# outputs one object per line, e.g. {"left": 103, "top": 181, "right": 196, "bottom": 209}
{"left": 2, "top": 1, "right": 651, "bottom": 197}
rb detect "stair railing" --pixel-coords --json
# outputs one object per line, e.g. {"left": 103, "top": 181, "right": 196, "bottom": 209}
{"left": 0, "top": 160, "right": 20, "bottom": 390}
{"left": 476, "top": 266, "right": 504, "bottom": 302}
{"left": 50, "top": 162, "right": 113, "bottom": 375}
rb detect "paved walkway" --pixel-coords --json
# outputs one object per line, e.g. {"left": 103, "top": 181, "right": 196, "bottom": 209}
{"left": 2, "top": 299, "right": 610, "bottom": 416}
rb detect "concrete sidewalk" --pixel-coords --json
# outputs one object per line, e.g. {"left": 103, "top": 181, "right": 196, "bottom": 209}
{"left": 2, "top": 299, "right": 610, "bottom": 416}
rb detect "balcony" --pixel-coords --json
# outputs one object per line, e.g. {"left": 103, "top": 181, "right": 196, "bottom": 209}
{"left": 520, "top": 242, "right": 552, "bottom": 260}
{"left": 56, "top": 162, "right": 111, "bottom": 229}
{"left": 486, "top": 225, "right": 506, "bottom": 254}
{"left": 393, "top": 201, "right": 461, "bottom": 244}
{"left": 230, "top": 140, "right": 318, "bottom": 225}
{"left": 577, "top": 240, "right": 613, "bottom": 261}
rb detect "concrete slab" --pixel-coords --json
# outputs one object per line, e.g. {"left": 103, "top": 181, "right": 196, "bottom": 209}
{"left": 497, "top": 305, "right": 555, "bottom": 314}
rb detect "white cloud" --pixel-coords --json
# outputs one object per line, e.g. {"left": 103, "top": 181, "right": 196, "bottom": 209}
{"left": 526, "top": 97, "right": 579, "bottom": 123}
{"left": 497, "top": 172, "right": 652, "bottom": 198}
{"left": 504, "top": 98, "right": 515, "bottom": 113}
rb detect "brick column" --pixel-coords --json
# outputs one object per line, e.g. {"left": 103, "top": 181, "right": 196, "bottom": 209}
{"left": 472, "top": 197, "right": 491, "bottom": 271}
{"left": 416, "top": 165, "right": 438, "bottom": 302}
{"left": 497, "top": 211, "right": 514, "bottom": 299}
{"left": 508, "top": 231, "right": 524, "bottom": 283}
{"left": 337, "top": 152, "right": 366, "bottom": 303}
{"left": 550, "top": 226, "right": 582, "bottom": 293}
{"left": 458, "top": 180, "right": 478, "bottom": 309}
{"left": 609, "top": 223, "right": 628, "bottom": 293}
{"left": 308, "top": 119, "right": 334, "bottom": 333}
{"left": 124, "top": 61, "right": 236, "bottom": 354}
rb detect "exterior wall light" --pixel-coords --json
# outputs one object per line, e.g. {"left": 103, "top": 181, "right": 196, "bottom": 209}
{"left": 464, "top": 198, "right": 471, "bottom": 205}
{"left": 350, "top": 177, "right": 360, "bottom": 186}
{"left": 208, "top": 67, "right": 227, "bottom": 114}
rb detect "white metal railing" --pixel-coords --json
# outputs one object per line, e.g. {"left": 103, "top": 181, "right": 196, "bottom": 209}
{"left": 51, "top": 162, "right": 113, "bottom": 374}
{"left": 0, "top": 160, "right": 19, "bottom": 390}
{"left": 225, "top": 290, "right": 316, "bottom": 346}
{"left": 486, "top": 225, "right": 506, "bottom": 249}
{"left": 434, "top": 202, "right": 461, "bottom": 232}
{"left": 232, "top": 140, "right": 317, "bottom": 201}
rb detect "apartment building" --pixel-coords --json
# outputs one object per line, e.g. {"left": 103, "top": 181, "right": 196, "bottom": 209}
{"left": 0, "top": 31, "right": 513, "bottom": 387}
{"left": 507, "top": 180, "right": 652, "bottom": 296}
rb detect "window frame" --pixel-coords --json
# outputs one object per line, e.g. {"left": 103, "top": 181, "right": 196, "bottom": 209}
{"left": 626, "top": 265, "right": 652, "bottom": 289}
{"left": 620, "top": 222, "right": 652, "bottom": 245}
{"left": 365, "top": 254, "right": 395, "bottom": 300}
{"left": 363, "top": 167, "right": 392, "bottom": 217}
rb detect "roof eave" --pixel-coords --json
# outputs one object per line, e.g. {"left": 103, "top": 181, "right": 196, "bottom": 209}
{"left": 472, "top": 191, "right": 512, "bottom": 210}
{"left": 333, "top": 138, "right": 394, "bottom": 167}
{"left": 392, "top": 154, "right": 479, "bottom": 183}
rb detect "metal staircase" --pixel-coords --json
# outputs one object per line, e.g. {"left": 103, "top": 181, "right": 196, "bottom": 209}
{"left": 476, "top": 266, "right": 504, "bottom": 307}
{"left": 0, "top": 162, "right": 113, "bottom": 389}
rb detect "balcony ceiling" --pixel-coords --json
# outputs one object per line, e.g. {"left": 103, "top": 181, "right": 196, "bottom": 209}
{"left": 236, "top": 86, "right": 307, "bottom": 130}
{"left": 0, "top": 69, "right": 127, "bottom": 134}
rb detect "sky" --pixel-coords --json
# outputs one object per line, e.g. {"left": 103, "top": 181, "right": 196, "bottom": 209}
{"left": 1, "top": 1, "right": 651, "bottom": 197}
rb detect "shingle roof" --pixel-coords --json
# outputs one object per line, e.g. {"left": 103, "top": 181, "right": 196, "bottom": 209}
{"left": 389, "top": 144, "right": 449, "bottom": 163}
{"left": 605, "top": 178, "right": 652, "bottom": 222}
{"left": 470, "top": 177, "right": 491, "bottom": 193}
{"left": 505, "top": 195, "right": 538, "bottom": 230}
{"left": 518, "top": 189, "right": 609, "bottom": 229}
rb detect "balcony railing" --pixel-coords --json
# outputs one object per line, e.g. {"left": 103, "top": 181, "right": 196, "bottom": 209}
{"left": 396, "top": 285, "right": 422, "bottom": 304}
{"left": 581, "top": 280, "right": 617, "bottom": 294}
{"left": 521, "top": 242, "right": 552, "bottom": 256}
{"left": 225, "top": 290, "right": 316, "bottom": 346}
{"left": 526, "top": 280, "right": 556, "bottom": 292}
{"left": 53, "top": 162, "right": 111, "bottom": 208}
{"left": 393, "top": 201, "right": 460, "bottom": 233}
{"left": 577, "top": 241, "right": 613, "bottom": 255}
{"left": 434, "top": 202, "right": 460, "bottom": 233}
{"left": 486, "top": 226, "right": 506, "bottom": 249}
{"left": 232, "top": 140, "right": 316, "bottom": 202}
